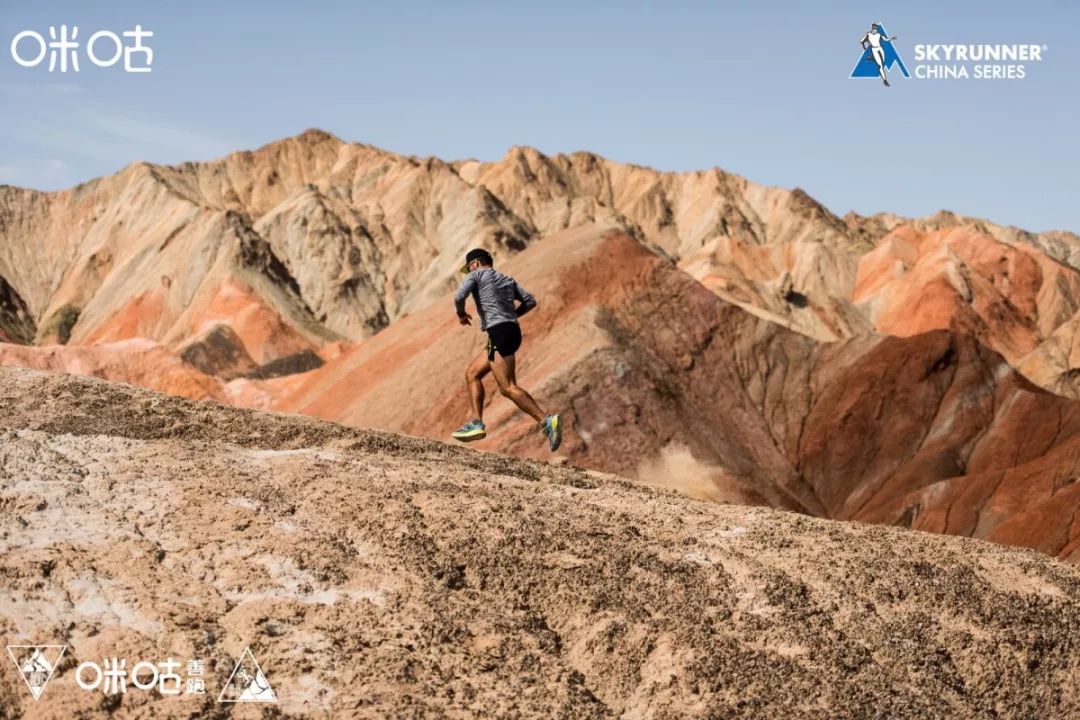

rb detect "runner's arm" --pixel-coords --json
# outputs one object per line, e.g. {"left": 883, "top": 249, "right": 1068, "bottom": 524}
{"left": 513, "top": 281, "right": 537, "bottom": 317}
{"left": 454, "top": 274, "right": 477, "bottom": 318}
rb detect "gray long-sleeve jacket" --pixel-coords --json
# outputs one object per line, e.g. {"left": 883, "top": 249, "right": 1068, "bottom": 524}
{"left": 454, "top": 267, "right": 536, "bottom": 331}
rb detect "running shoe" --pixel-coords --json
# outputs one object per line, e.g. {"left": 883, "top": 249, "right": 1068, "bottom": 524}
{"left": 452, "top": 419, "right": 486, "bottom": 442}
{"left": 542, "top": 414, "right": 562, "bottom": 451}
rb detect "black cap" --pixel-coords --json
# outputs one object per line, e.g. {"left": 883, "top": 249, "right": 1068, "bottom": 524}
{"left": 460, "top": 248, "right": 493, "bottom": 273}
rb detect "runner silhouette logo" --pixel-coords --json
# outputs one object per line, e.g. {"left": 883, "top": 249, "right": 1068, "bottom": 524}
{"left": 851, "top": 22, "right": 909, "bottom": 86}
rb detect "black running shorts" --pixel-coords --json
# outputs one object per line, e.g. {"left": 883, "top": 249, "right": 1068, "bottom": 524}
{"left": 486, "top": 322, "right": 522, "bottom": 361}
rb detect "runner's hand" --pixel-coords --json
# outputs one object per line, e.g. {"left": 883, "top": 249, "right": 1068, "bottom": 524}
{"left": 458, "top": 313, "right": 472, "bottom": 326}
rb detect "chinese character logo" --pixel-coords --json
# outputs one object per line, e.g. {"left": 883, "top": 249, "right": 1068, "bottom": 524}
{"left": 851, "top": 22, "right": 909, "bottom": 86}
{"left": 218, "top": 647, "right": 276, "bottom": 703}
{"left": 75, "top": 656, "right": 187, "bottom": 695}
{"left": 10, "top": 25, "right": 153, "bottom": 73}
{"left": 6, "top": 645, "right": 67, "bottom": 701}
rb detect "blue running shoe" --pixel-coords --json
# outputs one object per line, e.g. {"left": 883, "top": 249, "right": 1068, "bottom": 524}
{"left": 452, "top": 419, "right": 486, "bottom": 442}
{"left": 542, "top": 414, "right": 562, "bottom": 451}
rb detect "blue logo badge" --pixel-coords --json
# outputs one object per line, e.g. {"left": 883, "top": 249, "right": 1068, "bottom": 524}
{"left": 851, "top": 22, "right": 909, "bottom": 86}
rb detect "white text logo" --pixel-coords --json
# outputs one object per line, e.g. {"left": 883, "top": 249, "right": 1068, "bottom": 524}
{"left": 10, "top": 25, "right": 153, "bottom": 73}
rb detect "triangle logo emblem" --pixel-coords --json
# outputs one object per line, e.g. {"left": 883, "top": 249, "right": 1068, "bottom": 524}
{"left": 850, "top": 22, "right": 910, "bottom": 80}
{"left": 217, "top": 646, "right": 277, "bottom": 703}
{"left": 6, "top": 645, "right": 67, "bottom": 701}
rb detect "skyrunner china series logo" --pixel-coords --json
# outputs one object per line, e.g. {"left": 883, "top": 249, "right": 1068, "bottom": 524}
{"left": 849, "top": 21, "right": 1047, "bottom": 83}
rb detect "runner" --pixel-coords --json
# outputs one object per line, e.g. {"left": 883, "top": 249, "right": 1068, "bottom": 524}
{"left": 451, "top": 248, "right": 562, "bottom": 451}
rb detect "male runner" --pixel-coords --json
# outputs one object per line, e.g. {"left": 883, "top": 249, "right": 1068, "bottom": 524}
{"left": 451, "top": 248, "right": 562, "bottom": 451}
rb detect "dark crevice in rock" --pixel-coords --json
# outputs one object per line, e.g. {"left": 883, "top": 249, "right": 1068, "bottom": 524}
{"left": 0, "top": 274, "right": 35, "bottom": 344}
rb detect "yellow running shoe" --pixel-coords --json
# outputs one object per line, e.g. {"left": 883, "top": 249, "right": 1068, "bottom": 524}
{"left": 542, "top": 414, "right": 562, "bottom": 451}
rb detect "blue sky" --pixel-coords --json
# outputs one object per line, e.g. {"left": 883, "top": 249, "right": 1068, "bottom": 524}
{"left": 1, "top": 1, "right": 1076, "bottom": 233}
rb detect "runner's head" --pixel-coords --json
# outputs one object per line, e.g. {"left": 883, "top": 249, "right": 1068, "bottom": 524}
{"left": 460, "top": 248, "right": 494, "bottom": 274}
{"left": 871, "top": 22, "right": 879, "bottom": 32}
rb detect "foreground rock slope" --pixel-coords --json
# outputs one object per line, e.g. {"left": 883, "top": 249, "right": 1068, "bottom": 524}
{"left": 1, "top": 367, "right": 1078, "bottom": 719}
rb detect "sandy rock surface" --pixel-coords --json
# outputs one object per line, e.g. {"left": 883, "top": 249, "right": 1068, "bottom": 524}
{"left": 1, "top": 367, "right": 1079, "bottom": 719}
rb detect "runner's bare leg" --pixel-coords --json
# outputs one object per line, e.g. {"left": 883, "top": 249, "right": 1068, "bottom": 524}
{"left": 490, "top": 353, "right": 546, "bottom": 424}
{"left": 466, "top": 353, "right": 490, "bottom": 421}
